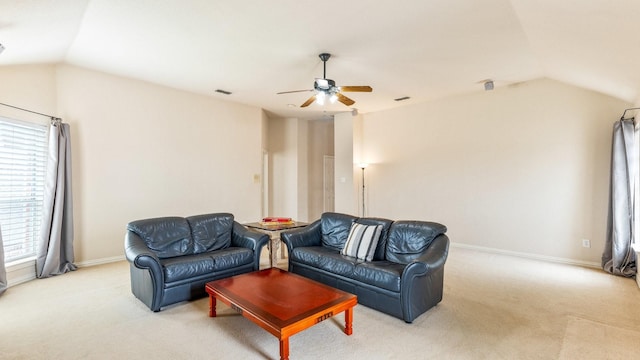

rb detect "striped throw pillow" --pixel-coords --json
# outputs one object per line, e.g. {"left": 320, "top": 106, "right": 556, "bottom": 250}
{"left": 341, "top": 223, "right": 382, "bottom": 261}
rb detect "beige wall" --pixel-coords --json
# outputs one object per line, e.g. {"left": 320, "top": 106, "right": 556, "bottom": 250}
{"left": 267, "top": 118, "right": 300, "bottom": 219}
{"left": 360, "top": 78, "right": 629, "bottom": 265}
{"left": 307, "top": 119, "right": 334, "bottom": 221}
{"left": 1, "top": 65, "right": 631, "bottom": 267}
{"left": 0, "top": 64, "right": 57, "bottom": 125}
{"left": 267, "top": 117, "right": 331, "bottom": 222}
{"left": 334, "top": 112, "right": 357, "bottom": 215}
{"left": 297, "top": 119, "right": 309, "bottom": 221}
{"left": 2, "top": 64, "right": 264, "bottom": 265}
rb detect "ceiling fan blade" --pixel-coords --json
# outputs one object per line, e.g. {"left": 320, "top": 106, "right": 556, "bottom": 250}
{"left": 277, "top": 89, "right": 313, "bottom": 95}
{"left": 301, "top": 95, "right": 317, "bottom": 107}
{"left": 337, "top": 93, "right": 355, "bottom": 106}
{"left": 340, "top": 86, "right": 373, "bottom": 92}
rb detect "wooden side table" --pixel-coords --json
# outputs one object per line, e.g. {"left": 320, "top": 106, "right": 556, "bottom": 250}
{"left": 245, "top": 221, "right": 307, "bottom": 268}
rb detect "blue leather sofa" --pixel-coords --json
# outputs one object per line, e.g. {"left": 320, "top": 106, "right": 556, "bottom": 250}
{"left": 282, "top": 212, "right": 449, "bottom": 323}
{"left": 124, "top": 213, "right": 269, "bottom": 312}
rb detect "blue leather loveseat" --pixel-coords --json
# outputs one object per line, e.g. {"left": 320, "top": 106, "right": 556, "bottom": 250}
{"left": 124, "top": 213, "right": 269, "bottom": 312}
{"left": 282, "top": 212, "right": 449, "bottom": 323}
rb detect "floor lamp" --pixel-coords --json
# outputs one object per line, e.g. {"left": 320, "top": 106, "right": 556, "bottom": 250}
{"left": 359, "top": 163, "right": 368, "bottom": 216}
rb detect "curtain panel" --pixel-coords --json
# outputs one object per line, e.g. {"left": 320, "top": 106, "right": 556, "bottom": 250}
{"left": 36, "top": 122, "right": 77, "bottom": 278}
{"left": 0, "top": 225, "right": 7, "bottom": 295}
{"left": 602, "top": 119, "right": 638, "bottom": 277}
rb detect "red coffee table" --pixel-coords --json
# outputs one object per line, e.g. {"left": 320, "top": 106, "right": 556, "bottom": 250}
{"left": 205, "top": 268, "right": 357, "bottom": 360}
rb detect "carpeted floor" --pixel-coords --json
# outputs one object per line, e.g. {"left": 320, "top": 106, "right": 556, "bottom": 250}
{"left": 559, "top": 316, "right": 640, "bottom": 359}
{"left": 0, "top": 247, "right": 638, "bottom": 359}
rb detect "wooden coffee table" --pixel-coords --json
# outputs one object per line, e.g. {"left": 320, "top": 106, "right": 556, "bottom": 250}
{"left": 205, "top": 268, "right": 357, "bottom": 360}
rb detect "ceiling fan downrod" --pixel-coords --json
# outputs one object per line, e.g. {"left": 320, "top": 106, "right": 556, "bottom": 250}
{"left": 319, "top": 53, "right": 331, "bottom": 79}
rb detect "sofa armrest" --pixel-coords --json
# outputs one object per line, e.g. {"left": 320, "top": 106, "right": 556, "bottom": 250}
{"left": 399, "top": 234, "right": 449, "bottom": 322}
{"left": 232, "top": 222, "right": 269, "bottom": 270}
{"left": 124, "top": 231, "right": 163, "bottom": 275}
{"left": 232, "top": 222, "right": 270, "bottom": 250}
{"left": 401, "top": 234, "right": 449, "bottom": 279}
{"left": 124, "top": 231, "right": 165, "bottom": 311}
{"left": 281, "top": 220, "right": 322, "bottom": 252}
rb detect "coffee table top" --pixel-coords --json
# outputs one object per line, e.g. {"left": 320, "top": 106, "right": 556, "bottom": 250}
{"left": 245, "top": 221, "right": 307, "bottom": 232}
{"left": 206, "top": 268, "right": 356, "bottom": 331}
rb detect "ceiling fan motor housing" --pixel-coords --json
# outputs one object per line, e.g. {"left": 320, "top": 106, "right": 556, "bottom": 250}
{"left": 315, "top": 78, "right": 336, "bottom": 91}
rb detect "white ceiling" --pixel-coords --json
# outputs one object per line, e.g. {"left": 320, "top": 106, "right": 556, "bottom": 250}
{"left": 1, "top": 0, "right": 639, "bottom": 119}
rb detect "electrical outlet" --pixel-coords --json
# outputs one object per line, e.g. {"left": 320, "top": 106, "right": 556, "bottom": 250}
{"left": 582, "top": 239, "right": 591, "bottom": 248}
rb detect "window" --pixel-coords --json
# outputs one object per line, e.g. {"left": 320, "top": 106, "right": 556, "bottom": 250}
{"left": 0, "top": 117, "right": 48, "bottom": 263}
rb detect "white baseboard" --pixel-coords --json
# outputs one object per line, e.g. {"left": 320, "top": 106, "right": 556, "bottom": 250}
{"left": 451, "top": 242, "right": 601, "bottom": 269}
{"left": 4, "top": 246, "right": 602, "bottom": 289}
{"left": 75, "top": 255, "right": 124, "bottom": 268}
{"left": 5, "top": 255, "right": 125, "bottom": 288}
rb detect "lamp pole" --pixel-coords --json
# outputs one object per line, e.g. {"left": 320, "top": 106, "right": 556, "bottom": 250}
{"left": 359, "top": 164, "right": 368, "bottom": 216}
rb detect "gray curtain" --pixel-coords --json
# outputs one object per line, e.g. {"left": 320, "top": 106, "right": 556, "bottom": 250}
{"left": 0, "top": 225, "right": 7, "bottom": 295}
{"left": 36, "top": 122, "right": 77, "bottom": 278}
{"left": 602, "top": 119, "right": 638, "bottom": 277}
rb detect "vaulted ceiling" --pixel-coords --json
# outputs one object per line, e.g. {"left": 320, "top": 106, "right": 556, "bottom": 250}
{"left": 1, "top": 0, "right": 639, "bottom": 119}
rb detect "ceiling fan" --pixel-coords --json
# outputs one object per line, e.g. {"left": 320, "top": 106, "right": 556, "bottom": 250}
{"left": 277, "top": 53, "right": 373, "bottom": 108}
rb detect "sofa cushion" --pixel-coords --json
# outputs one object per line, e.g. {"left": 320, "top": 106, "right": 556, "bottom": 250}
{"left": 354, "top": 217, "right": 394, "bottom": 261}
{"left": 186, "top": 213, "right": 234, "bottom": 254}
{"left": 386, "top": 221, "right": 447, "bottom": 264}
{"left": 209, "top": 247, "right": 254, "bottom": 270}
{"left": 291, "top": 247, "right": 357, "bottom": 278}
{"left": 320, "top": 212, "right": 358, "bottom": 251}
{"left": 353, "top": 261, "right": 404, "bottom": 292}
{"left": 341, "top": 223, "right": 382, "bottom": 261}
{"left": 127, "top": 217, "right": 193, "bottom": 259}
{"left": 161, "top": 247, "right": 253, "bottom": 283}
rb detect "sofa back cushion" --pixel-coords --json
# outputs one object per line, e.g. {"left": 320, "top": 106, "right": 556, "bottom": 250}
{"left": 127, "top": 217, "right": 193, "bottom": 259}
{"left": 186, "top": 213, "right": 234, "bottom": 253}
{"left": 320, "top": 212, "right": 358, "bottom": 251}
{"left": 386, "top": 221, "right": 447, "bottom": 264}
{"left": 341, "top": 223, "right": 382, "bottom": 261}
{"left": 354, "top": 217, "right": 393, "bottom": 260}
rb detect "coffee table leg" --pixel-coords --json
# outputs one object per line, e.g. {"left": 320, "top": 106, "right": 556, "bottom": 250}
{"left": 269, "top": 237, "right": 277, "bottom": 268}
{"left": 344, "top": 307, "right": 353, "bottom": 335}
{"left": 209, "top": 295, "right": 217, "bottom": 317}
{"left": 279, "top": 337, "right": 289, "bottom": 360}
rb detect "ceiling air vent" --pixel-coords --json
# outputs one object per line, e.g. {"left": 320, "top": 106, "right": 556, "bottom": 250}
{"left": 215, "top": 89, "right": 232, "bottom": 95}
{"left": 394, "top": 96, "right": 410, "bottom": 102}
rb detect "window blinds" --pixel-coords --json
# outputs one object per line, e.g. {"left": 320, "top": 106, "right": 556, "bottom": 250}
{"left": 0, "top": 117, "right": 48, "bottom": 263}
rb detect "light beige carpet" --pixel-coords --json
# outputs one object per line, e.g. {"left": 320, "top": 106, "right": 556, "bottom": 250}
{"left": 559, "top": 316, "right": 640, "bottom": 359}
{"left": 0, "top": 247, "right": 638, "bottom": 359}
